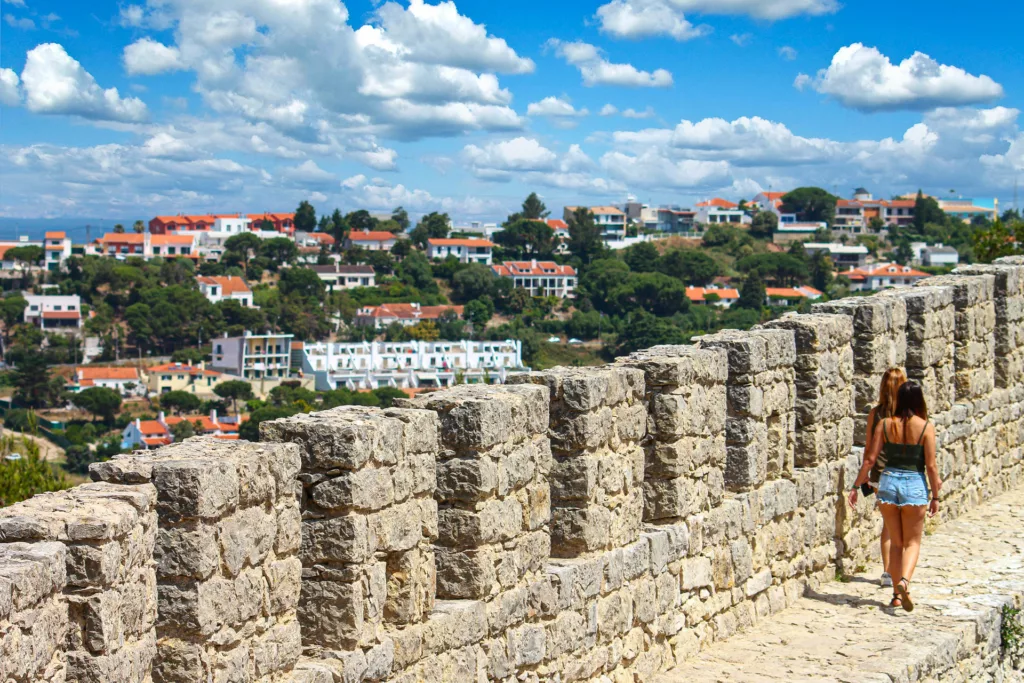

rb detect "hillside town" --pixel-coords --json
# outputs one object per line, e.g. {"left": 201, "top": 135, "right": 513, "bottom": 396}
{"left": 0, "top": 186, "right": 1019, "bottom": 488}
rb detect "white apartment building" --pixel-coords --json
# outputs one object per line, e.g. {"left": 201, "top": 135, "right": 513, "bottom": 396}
{"left": 491, "top": 261, "right": 577, "bottom": 298}
{"left": 23, "top": 294, "right": 83, "bottom": 332}
{"left": 427, "top": 238, "right": 494, "bottom": 264}
{"left": 197, "top": 275, "right": 255, "bottom": 307}
{"left": 803, "top": 243, "right": 870, "bottom": 270}
{"left": 312, "top": 265, "right": 376, "bottom": 289}
{"left": 299, "top": 339, "right": 526, "bottom": 391}
{"left": 211, "top": 331, "right": 294, "bottom": 380}
{"left": 695, "top": 206, "right": 751, "bottom": 226}
{"left": 44, "top": 232, "right": 72, "bottom": 272}
{"left": 564, "top": 206, "right": 627, "bottom": 240}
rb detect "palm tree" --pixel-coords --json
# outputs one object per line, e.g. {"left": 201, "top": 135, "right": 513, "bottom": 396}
{"left": 132, "top": 220, "right": 145, "bottom": 233}
{"left": 113, "top": 223, "right": 126, "bottom": 234}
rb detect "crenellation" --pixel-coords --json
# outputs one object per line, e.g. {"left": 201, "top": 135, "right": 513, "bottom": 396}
{"left": 0, "top": 541, "right": 68, "bottom": 683}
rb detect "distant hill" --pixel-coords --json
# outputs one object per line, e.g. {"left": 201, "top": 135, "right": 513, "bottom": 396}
{"left": 0, "top": 217, "right": 139, "bottom": 243}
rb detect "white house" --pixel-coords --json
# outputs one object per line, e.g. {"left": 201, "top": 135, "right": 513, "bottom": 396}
{"left": 23, "top": 294, "right": 83, "bottom": 332}
{"left": 299, "top": 339, "right": 526, "bottom": 391}
{"left": 71, "top": 366, "right": 146, "bottom": 396}
{"left": 845, "top": 263, "right": 932, "bottom": 291}
{"left": 44, "top": 232, "right": 72, "bottom": 272}
{"left": 355, "top": 303, "right": 464, "bottom": 329}
{"left": 914, "top": 243, "right": 959, "bottom": 268}
{"left": 491, "top": 260, "right": 577, "bottom": 298}
{"left": 685, "top": 286, "right": 739, "bottom": 308}
{"left": 312, "top": 265, "right": 376, "bottom": 289}
{"left": 803, "top": 242, "right": 869, "bottom": 270}
{"left": 427, "top": 238, "right": 494, "bottom": 265}
{"left": 197, "top": 275, "right": 255, "bottom": 307}
{"left": 695, "top": 205, "right": 752, "bottom": 226}
{"left": 344, "top": 230, "right": 400, "bottom": 251}
{"left": 564, "top": 206, "right": 627, "bottom": 240}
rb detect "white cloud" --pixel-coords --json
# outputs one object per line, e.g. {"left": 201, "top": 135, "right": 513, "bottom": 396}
{"left": 19, "top": 43, "right": 148, "bottom": 122}
{"left": 600, "top": 104, "right": 619, "bottom": 116}
{"left": 4, "top": 13, "right": 34, "bottom": 29}
{"left": 123, "top": 38, "right": 185, "bottom": 76}
{"left": 463, "top": 137, "right": 559, "bottom": 177}
{"left": 595, "top": 0, "right": 709, "bottom": 41}
{"left": 548, "top": 39, "right": 673, "bottom": 88}
{"left": 308, "top": 191, "right": 328, "bottom": 202}
{"left": 3, "top": 0, "right": 27, "bottom": 7}
{"left": 800, "top": 43, "right": 1004, "bottom": 112}
{"left": 281, "top": 160, "right": 335, "bottom": 185}
{"left": 622, "top": 107, "right": 656, "bottom": 119}
{"left": 601, "top": 149, "right": 731, "bottom": 189}
{"left": 778, "top": 46, "right": 797, "bottom": 61}
{"left": 730, "top": 33, "right": 751, "bottom": 47}
{"left": 119, "top": 5, "right": 144, "bottom": 26}
{"left": 656, "top": 0, "right": 838, "bottom": 19}
{"left": 0, "top": 68, "right": 21, "bottom": 106}
{"left": 793, "top": 73, "right": 812, "bottom": 90}
{"left": 527, "top": 96, "right": 588, "bottom": 118}
{"left": 341, "top": 174, "right": 367, "bottom": 190}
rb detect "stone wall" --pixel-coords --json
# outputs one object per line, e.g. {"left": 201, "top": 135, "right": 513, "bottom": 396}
{"left": 2, "top": 265, "right": 1024, "bottom": 682}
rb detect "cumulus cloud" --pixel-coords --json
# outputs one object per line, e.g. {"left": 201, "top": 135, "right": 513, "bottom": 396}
{"left": 657, "top": 0, "right": 838, "bottom": 19}
{"left": 595, "top": 0, "right": 709, "bottom": 40}
{"left": 730, "top": 33, "right": 751, "bottom": 47}
{"left": 778, "top": 46, "right": 797, "bottom": 61}
{"left": 798, "top": 43, "right": 1004, "bottom": 112}
{"left": 280, "top": 160, "right": 336, "bottom": 185}
{"left": 123, "top": 38, "right": 185, "bottom": 76}
{"left": 527, "top": 96, "right": 588, "bottom": 118}
{"left": 3, "top": 0, "right": 27, "bottom": 7}
{"left": 0, "top": 68, "right": 21, "bottom": 106}
{"left": 547, "top": 39, "right": 673, "bottom": 88}
{"left": 600, "top": 104, "right": 619, "bottom": 116}
{"left": 19, "top": 43, "right": 148, "bottom": 122}
{"left": 459, "top": 137, "right": 621, "bottom": 193}
{"left": 4, "top": 13, "right": 34, "bottom": 29}
{"left": 622, "top": 107, "right": 656, "bottom": 119}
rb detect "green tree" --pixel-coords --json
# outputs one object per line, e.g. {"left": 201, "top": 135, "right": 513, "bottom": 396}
{"left": 624, "top": 241, "right": 660, "bottom": 273}
{"left": 133, "top": 220, "right": 145, "bottom": 233}
{"left": 610, "top": 273, "right": 689, "bottom": 317}
{"left": 912, "top": 190, "right": 946, "bottom": 233}
{"left": 808, "top": 250, "right": 835, "bottom": 292}
{"left": 73, "top": 387, "right": 123, "bottom": 423}
{"left": 160, "top": 390, "right": 202, "bottom": 415}
{"left": 170, "top": 420, "right": 196, "bottom": 442}
{"left": 65, "top": 445, "right": 104, "bottom": 475}
{"left": 391, "top": 239, "right": 413, "bottom": 259}
{"left": 579, "top": 259, "right": 631, "bottom": 313}
{"left": 567, "top": 207, "right": 607, "bottom": 265}
{"left": 0, "top": 296, "right": 28, "bottom": 340}
{"left": 391, "top": 207, "right": 410, "bottom": 232}
{"left": 214, "top": 380, "right": 254, "bottom": 416}
{"left": 494, "top": 218, "right": 555, "bottom": 257}
{"left": 396, "top": 251, "right": 436, "bottom": 291}
{"left": 452, "top": 263, "right": 497, "bottom": 302}
{"left": 657, "top": 249, "right": 721, "bottom": 286}
{"left": 12, "top": 355, "right": 62, "bottom": 408}
{"left": 749, "top": 210, "right": 778, "bottom": 239}
{"left": 330, "top": 208, "right": 348, "bottom": 249}
{"left": 615, "top": 310, "right": 686, "bottom": 356}
{"left": 295, "top": 200, "right": 317, "bottom": 233}
{"left": 972, "top": 218, "right": 1016, "bottom": 263}
{"left": 780, "top": 187, "right": 838, "bottom": 224}
{"left": 261, "top": 237, "right": 299, "bottom": 269}
{"left": 463, "top": 297, "right": 494, "bottom": 331}
{"left": 735, "top": 272, "right": 766, "bottom": 310}
{"left": 735, "top": 253, "right": 809, "bottom": 286}
{"left": 240, "top": 406, "right": 299, "bottom": 441}
{"left": 113, "top": 223, "right": 126, "bottom": 234}
{"left": 893, "top": 239, "right": 915, "bottom": 265}
{"left": 410, "top": 212, "right": 451, "bottom": 249}
{"left": 868, "top": 216, "right": 886, "bottom": 233}
{"left": 7, "top": 245, "right": 44, "bottom": 265}
{"left": 278, "top": 267, "right": 326, "bottom": 300}
{"left": 0, "top": 446, "right": 70, "bottom": 507}
{"left": 521, "top": 192, "right": 549, "bottom": 220}
{"left": 223, "top": 232, "right": 263, "bottom": 273}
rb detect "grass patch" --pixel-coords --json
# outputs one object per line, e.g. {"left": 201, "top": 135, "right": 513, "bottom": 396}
{"left": 1003, "top": 605, "right": 1024, "bottom": 651}
{"left": 532, "top": 342, "right": 606, "bottom": 370}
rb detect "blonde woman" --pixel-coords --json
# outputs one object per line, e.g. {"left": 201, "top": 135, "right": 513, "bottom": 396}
{"left": 863, "top": 367, "right": 907, "bottom": 588}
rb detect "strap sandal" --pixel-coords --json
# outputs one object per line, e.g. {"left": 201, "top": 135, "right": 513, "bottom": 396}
{"left": 895, "top": 578, "right": 914, "bottom": 612}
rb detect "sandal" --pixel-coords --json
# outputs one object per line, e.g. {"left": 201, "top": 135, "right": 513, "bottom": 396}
{"left": 895, "top": 578, "right": 914, "bottom": 612}
{"left": 888, "top": 594, "right": 903, "bottom": 609}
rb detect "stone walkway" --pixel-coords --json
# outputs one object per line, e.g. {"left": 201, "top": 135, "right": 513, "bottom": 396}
{"left": 658, "top": 488, "right": 1024, "bottom": 682}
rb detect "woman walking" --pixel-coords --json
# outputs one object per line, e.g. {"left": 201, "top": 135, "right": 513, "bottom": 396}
{"left": 849, "top": 382, "right": 941, "bottom": 611}
{"left": 864, "top": 368, "right": 907, "bottom": 588}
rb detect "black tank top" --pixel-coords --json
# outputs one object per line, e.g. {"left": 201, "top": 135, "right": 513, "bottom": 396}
{"left": 881, "top": 419, "right": 928, "bottom": 472}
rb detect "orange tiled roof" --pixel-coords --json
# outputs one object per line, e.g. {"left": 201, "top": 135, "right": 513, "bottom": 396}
{"left": 197, "top": 275, "right": 251, "bottom": 295}
{"left": 759, "top": 192, "right": 786, "bottom": 201}
{"left": 492, "top": 261, "right": 576, "bottom": 277}
{"left": 546, "top": 219, "right": 568, "bottom": 230}
{"left": 44, "top": 231, "right": 67, "bottom": 239}
{"left": 308, "top": 232, "right": 336, "bottom": 244}
{"left": 149, "top": 363, "right": 222, "bottom": 377}
{"left": 696, "top": 198, "right": 739, "bottom": 209}
{"left": 685, "top": 287, "right": 739, "bottom": 302}
{"left": 98, "top": 233, "right": 145, "bottom": 244}
{"left": 138, "top": 420, "right": 168, "bottom": 436}
{"left": 142, "top": 437, "right": 171, "bottom": 447}
{"left": 42, "top": 311, "right": 81, "bottom": 320}
{"left": 360, "top": 303, "right": 464, "bottom": 320}
{"left": 428, "top": 238, "right": 495, "bottom": 248}
{"left": 849, "top": 263, "right": 930, "bottom": 278}
{"left": 78, "top": 367, "right": 140, "bottom": 381}
{"left": 347, "top": 230, "right": 398, "bottom": 242}
{"left": 766, "top": 287, "right": 807, "bottom": 299}
{"left": 150, "top": 234, "right": 196, "bottom": 245}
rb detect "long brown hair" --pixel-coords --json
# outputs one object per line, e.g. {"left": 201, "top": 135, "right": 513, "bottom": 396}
{"left": 876, "top": 367, "right": 907, "bottom": 419}
{"left": 895, "top": 381, "right": 928, "bottom": 421}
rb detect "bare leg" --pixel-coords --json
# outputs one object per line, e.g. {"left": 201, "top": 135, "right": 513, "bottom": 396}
{"left": 880, "top": 524, "right": 891, "bottom": 575}
{"left": 899, "top": 505, "right": 927, "bottom": 582}
{"left": 879, "top": 504, "right": 904, "bottom": 582}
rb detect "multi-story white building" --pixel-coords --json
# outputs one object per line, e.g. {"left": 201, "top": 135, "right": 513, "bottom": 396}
{"left": 311, "top": 265, "right": 376, "bottom": 289}
{"left": 299, "top": 339, "right": 527, "bottom": 391}
{"left": 23, "top": 294, "right": 83, "bottom": 332}
{"left": 211, "top": 332, "right": 294, "bottom": 380}
{"left": 92, "top": 232, "right": 199, "bottom": 260}
{"left": 564, "top": 206, "right": 627, "bottom": 240}
{"left": 695, "top": 204, "right": 751, "bottom": 226}
{"left": 344, "top": 230, "right": 400, "bottom": 251}
{"left": 197, "top": 276, "right": 255, "bottom": 307}
{"left": 427, "top": 238, "right": 494, "bottom": 264}
{"left": 491, "top": 260, "right": 577, "bottom": 298}
{"left": 803, "top": 243, "right": 870, "bottom": 270}
{"left": 44, "top": 232, "right": 72, "bottom": 272}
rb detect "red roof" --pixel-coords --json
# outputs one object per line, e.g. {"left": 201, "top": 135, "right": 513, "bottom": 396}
{"left": 78, "top": 367, "right": 140, "bottom": 381}
{"left": 546, "top": 219, "right": 568, "bottom": 230}
{"left": 759, "top": 192, "right": 785, "bottom": 201}
{"left": 685, "top": 287, "right": 739, "bottom": 302}
{"left": 347, "top": 230, "right": 398, "bottom": 242}
{"left": 849, "top": 263, "right": 930, "bottom": 278}
{"left": 492, "top": 261, "right": 576, "bottom": 277}
{"left": 138, "top": 420, "right": 168, "bottom": 436}
{"left": 428, "top": 238, "right": 494, "bottom": 248}
{"left": 359, "top": 304, "right": 464, "bottom": 321}
{"left": 308, "top": 232, "right": 336, "bottom": 245}
{"left": 45, "top": 231, "right": 66, "bottom": 239}
{"left": 766, "top": 287, "right": 808, "bottom": 299}
{"left": 98, "top": 233, "right": 145, "bottom": 244}
{"left": 151, "top": 234, "right": 197, "bottom": 246}
{"left": 149, "top": 363, "right": 222, "bottom": 377}
{"left": 42, "top": 311, "right": 81, "bottom": 320}
{"left": 696, "top": 198, "right": 739, "bottom": 209}
{"left": 142, "top": 437, "right": 172, "bottom": 447}
{"left": 197, "top": 275, "right": 251, "bottom": 295}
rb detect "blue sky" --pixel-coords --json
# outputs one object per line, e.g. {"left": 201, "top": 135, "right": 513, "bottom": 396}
{"left": 1, "top": 0, "right": 1022, "bottom": 222}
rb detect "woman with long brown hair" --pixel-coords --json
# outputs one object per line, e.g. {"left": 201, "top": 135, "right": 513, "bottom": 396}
{"left": 864, "top": 367, "right": 907, "bottom": 588}
{"left": 850, "top": 382, "right": 941, "bottom": 611}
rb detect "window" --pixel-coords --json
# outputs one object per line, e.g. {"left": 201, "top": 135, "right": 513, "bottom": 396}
{"left": 54, "top": 305, "right": 62, "bottom": 311}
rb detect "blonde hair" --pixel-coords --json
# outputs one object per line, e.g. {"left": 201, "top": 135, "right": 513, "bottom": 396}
{"left": 876, "top": 367, "right": 908, "bottom": 419}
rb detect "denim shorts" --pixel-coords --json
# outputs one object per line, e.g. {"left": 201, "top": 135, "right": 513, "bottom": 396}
{"left": 877, "top": 469, "right": 929, "bottom": 507}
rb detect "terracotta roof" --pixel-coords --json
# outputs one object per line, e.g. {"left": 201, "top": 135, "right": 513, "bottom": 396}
{"left": 149, "top": 363, "right": 222, "bottom": 377}
{"left": 766, "top": 287, "right": 809, "bottom": 299}
{"left": 696, "top": 198, "right": 739, "bottom": 209}
{"left": 492, "top": 261, "right": 576, "bottom": 277}
{"left": 98, "top": 233, "right": 145, "bottom": 244}
{"left": 79, "top": 379, "right": 95, "bottom": 387}
{"left": 152, "top": 216, "right": 181, "bottom": 223}
{"left": 142, "top": 437, "right": 172, "bottom": 447}
{"left": 685, "top": 287, "right": 739, "bottom": 302}
{"left": 77, "top": 367, "right": 140, "bottom": 381}
{"left": 359, "top": 303, "right": 464, "bottom": 321}
{"left": 546, "top": 219, "right": 568, "bottom": 230}
{"left": 150, "top": 234, "right": 196, "bottom": 245}
{"left": 885, "top": 200, "right": 916, "bottom": 208}
{"left": 247, "top": 212, "right": 294, "bottom": 221}
{"left": 759, "top": 192, "right": 786, "bottom": 201}
{"left": 308, "top": 232, "right": 336, "bottom": 244}
{"left": 850, "top": 263, "right": 931, "bottom": 278}
{"left": 428, "top": 238, "right": 495, "bottom": 248}
{"left": 214, "top": 434, "right": 240, "bottom": 440}
{"left": 138, "top": 420, "right": 168, "bottom": 436}
{"left": 42, "top": 311, "right": 81, "bottom": 320}
{"left": 44, "top": 231, "right": 67, "bottom": 239}
{"left": 347, "top": 230, "right": 398, "bottom": 242}
{"left": 197, "top": 275, "right": 251, "bottom": 295}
